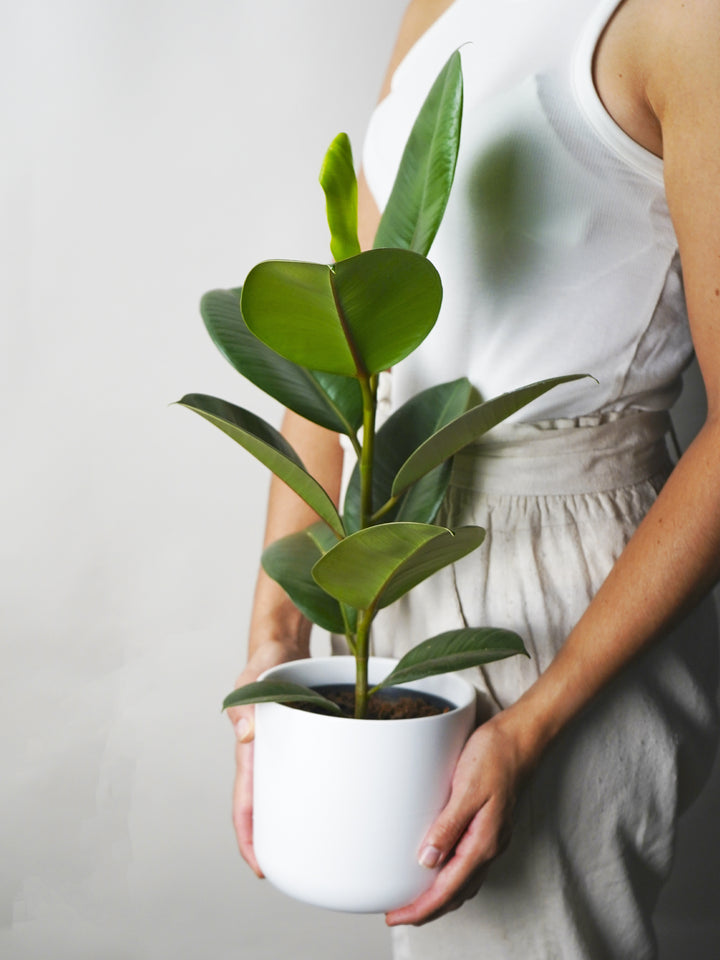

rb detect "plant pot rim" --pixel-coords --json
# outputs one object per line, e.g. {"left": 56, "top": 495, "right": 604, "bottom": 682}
{"left": 259, "top": 655, "right": 477, "bottom": 725}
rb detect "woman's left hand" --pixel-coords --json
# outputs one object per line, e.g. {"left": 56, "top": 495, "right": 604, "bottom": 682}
{"left": 385, "top": 714, "right": 527, "bottom": 927}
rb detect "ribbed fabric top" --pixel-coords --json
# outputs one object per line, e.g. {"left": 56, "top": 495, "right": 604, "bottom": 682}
{"left": 362, "top": 0, "right": 691, "bottom": 419}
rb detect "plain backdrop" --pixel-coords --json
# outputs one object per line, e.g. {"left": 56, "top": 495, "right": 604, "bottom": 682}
{"left": 1, "top": 2, "right": 718, "bottom": 959}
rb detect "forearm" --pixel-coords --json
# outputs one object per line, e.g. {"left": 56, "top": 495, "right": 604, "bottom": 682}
{"left": 497, "top": 415, "right": 720, "bottom": 769}
{"left": 246, "top": 410, "right": 344, "bottom": 661}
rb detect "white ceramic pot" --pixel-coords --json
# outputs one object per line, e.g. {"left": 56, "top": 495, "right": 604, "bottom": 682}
{"left": 253, "top": 656, "right": 476, "bottom": 913}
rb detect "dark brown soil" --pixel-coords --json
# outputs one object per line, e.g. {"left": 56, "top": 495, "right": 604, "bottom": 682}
{"left": 293, "top": 684, "right": 453, "bottom": 720}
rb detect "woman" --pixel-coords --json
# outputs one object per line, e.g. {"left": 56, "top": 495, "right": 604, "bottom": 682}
{"left": 228, "top": 0, "right": 720, "bottom": 956}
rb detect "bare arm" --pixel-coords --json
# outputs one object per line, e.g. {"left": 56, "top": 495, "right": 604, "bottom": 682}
{"left": 387, "top": 0, "right": 720, "bottom": 925}
{"left": 358, "top": 0, "right": 456, "bottom": 249}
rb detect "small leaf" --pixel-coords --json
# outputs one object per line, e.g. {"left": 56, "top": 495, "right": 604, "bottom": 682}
{"left": 177, "top": 394, "right": 345, "bottom": 538}
{"left": 392, "top": 374, "right": 593, "bottom": 497}
{"left": 343, "top": 378, "right": 473, "bottom": 530}
{"left": 201, "top": 288, "right": 362, "bottom": 434}
{"left": 375, "top": 628, "right": 529, "bottom": 689}
{"left": 222, "top": 680, "right": 343, "bottom": 716}
{"left": 312, "top": 522, "right": 485, "bottom": 612}
{"left": 374, "top": 50, "right": 463, "bottom": 256}
{"left": 319, "top": 132, "right": 362, "bottom": 262}
{"left": 262, "top": 523, "right": 348, "bottom": 634}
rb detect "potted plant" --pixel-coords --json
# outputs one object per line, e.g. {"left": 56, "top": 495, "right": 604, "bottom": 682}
{"left": 178, "top": 53, "right": 586, "bottom": 912}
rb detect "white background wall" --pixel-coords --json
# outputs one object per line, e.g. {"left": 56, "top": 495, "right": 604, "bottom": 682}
{"left": 2, "top": 2, "right": 718, "bottom": 958}
{"left": 1, "top": 2, "right": 405, "bottom": 957}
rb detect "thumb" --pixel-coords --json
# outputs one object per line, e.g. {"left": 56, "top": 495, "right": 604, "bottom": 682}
{"left": 417, "top": 793, "right": 477, "bottom": 869}
{"left": 226, "top": 704, "right": 256, "bottom": 744}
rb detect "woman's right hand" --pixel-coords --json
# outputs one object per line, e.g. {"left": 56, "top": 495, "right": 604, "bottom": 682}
{"left": 226, "top": 639, "right": 304, "bottom": 875}
{"left": 227, "top": 411, "right": 342, "bottom": 873}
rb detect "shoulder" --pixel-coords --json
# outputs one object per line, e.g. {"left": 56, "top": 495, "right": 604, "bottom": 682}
{"left": 377, "top": 0, "right": 456, "bottom": 99}
{"left": 602, "top": 0, "right": 720, "bottom": 158}
{"left": 642, "top": 0, "right": 720, "bottom": 122}
{"left": 640, "top": 0, "right": 720, "bottom": 410}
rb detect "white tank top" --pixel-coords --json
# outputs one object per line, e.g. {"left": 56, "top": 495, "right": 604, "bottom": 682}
{"left": 362, "top": 0, "right": 692, "bottom": 419}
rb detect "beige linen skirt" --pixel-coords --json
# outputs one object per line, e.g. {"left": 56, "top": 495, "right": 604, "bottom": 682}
{"left": 367, "top": 412, "right": 719, "bottom": 960}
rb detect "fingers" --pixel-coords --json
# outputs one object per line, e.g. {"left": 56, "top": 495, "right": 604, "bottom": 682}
{"left": 229, "top": 700, "right": 261, "bottom": 874}
{"left": 386, "top": 722, "right": 519, "bottom": 927}
{"left": 232, "top": 739, "right": 264, "bottom": 878}
{"left": 227, "top": 703, "right": 255, "bottom": 743}
{"left": 386, "top": 798, "right": 510, "bottom": 926}
{"left": 416, "top": 791, "right": 476, "bottom": 871}
{"left": 226, "top": 664, "right": 263, "bottom": 744}
{"left": 227, "top": 640, "right": 295, "bottom": 874}
{"left": 227, "top": 684, "right": 258, "bottom": 873}
{"left": 226, "top": 641, "right": 298, "bottom": 878}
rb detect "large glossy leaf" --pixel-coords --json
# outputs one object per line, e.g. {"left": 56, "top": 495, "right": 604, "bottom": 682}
{"left": 177, "top": 394, "right": 345, "bottom": 538}
{"left": 262, "top": 523, "right": 352, "bottom": 634}
{"left": 319, "top": 132, "right": 361, "bottom": 263}
{"left": 392, "top": 374, "right": 593, "bottom": 497}
{"left": 241, "top": 249, "right": 442, "bottom": 377}
{"left": 201, "top": 288, "right": 362, "bottom": 434}
{"left": 374, "top": 50, "right": 463, "bottom": 256}
{"left": 343, "top": 378, "right": 473, "bottom": 531}
{"left": 375, "top": 628, "right": 529, "bottom": 689}
{"left": 332, "top": 251, "right": 442, "bottom": 374}
{"left": 222, "top": 680, "right": 343, "bottom": 716}
{"left": 312, "top": 522, "right": 485, "bottom": 612}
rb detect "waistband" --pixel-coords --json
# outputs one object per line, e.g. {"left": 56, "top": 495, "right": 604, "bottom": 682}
{"left": 450, "top": 410, "right": 674, "bottom": 496}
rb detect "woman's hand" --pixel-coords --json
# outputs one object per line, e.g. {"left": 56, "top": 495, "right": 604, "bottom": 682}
{"left": 226, "top": 413, "right": 342, "bottom": 875}
{"left": 385, "top": 713, "right": 529, "bottom": 927}
{"left": 226, "top": 639, "right": 305, "bottom": 876}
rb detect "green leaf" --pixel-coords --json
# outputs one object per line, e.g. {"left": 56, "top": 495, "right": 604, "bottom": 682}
{"left": 262, "top": 523, "right": 350, "bottom": 634}
{"left": 343, "top": 378, "right": 473, "bottom": 531}
{"left": 222, "top": 679, "right": 343, "bottom": 716}
{"left": 312, "top": 522, "right": 485, "bottom": 612}
{"left": 200, "top": 288, "right": 362, "bottom": 434}
{"left": 392, "top": 374, "right": 593, "bottom": 497}
{"left": 177, "top": 393, "right": 345, "bottom": 538}
{"left": 310, "top": 370, "right": 363, "bottom": 435}
{"left": 319, "top": 132, "right": 362, "bottom": 262}
{"left": 332, "top": 250, "right": 442, "bottom": 374}
{"left": 374, "top": 50, "right": 463, "bottom": 256}
{"left": 241, "top": 260, "right": 354, "bottom": 375}
{"left": 241, "top": 249, "right": 442, "bottom": 377}
{"left": 375, "top": 627, "right": 529, "bottom": 689}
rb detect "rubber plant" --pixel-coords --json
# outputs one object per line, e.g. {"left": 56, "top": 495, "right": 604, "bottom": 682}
{"left": 178, "top": 53, "right": 587, "bottom": 718}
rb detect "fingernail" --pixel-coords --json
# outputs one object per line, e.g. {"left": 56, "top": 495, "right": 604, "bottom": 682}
{"left": 236, "top": 718, "right": 251, "bottom": 742}
{"left": 418, "top": 844, "right": 442, "bottom": 869}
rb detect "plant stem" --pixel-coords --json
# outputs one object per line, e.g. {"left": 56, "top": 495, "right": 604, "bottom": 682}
{"left": 370, "top": 494, "right": 401, "bottom": 524}
{"left": 340, "top": 603, "right": 357, "bottom": 655}
{"left": 354, "top": 373, "right": 378, "bottom": 718}
{"left": 358, "top": 373, "right": 378, "bottom": 530}
{"left": 347, "top": 430, "right": 362, "bottom": 461}
{"left": 354, "top": 608, "right": 375, "bottom": 718}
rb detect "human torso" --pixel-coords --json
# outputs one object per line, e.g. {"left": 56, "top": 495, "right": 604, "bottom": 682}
{"left": 363, "top": 0, "right": 692, "bottom": 418}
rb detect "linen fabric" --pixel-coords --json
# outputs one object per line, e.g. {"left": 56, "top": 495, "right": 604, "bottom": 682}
{"left": 370, "top": 416, "right": 718, "bottom": 958}
{"left": 355, "top": 0, "right": 720, "bottom": 956}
